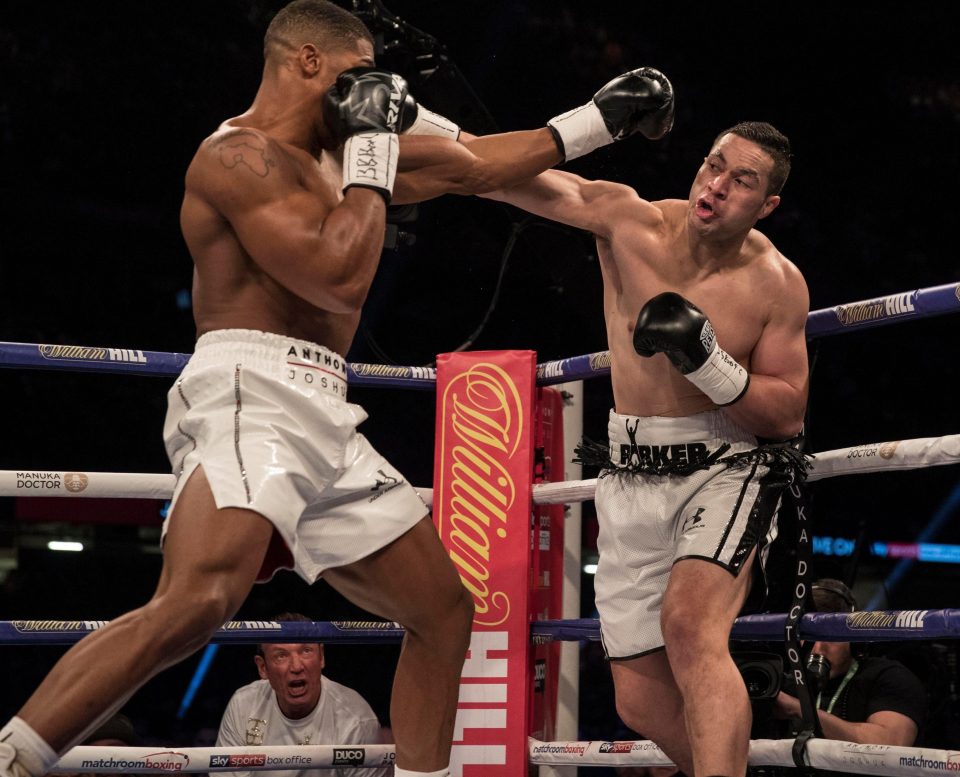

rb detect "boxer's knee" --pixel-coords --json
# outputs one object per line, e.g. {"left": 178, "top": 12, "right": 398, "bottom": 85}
{"left": 140, "top": 587, "right": 233, "bottom": 659}
{"left": 615, "top": 685, "right": 681, "bottom": 740}
{"left": 409, "top": 579, "right": 474, "bottom": 659}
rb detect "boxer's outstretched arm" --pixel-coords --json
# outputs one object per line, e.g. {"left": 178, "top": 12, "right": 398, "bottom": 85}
{"left": 393, "top": 65, "right": 674, "bottom": 206}
{"left": 391, "top": 130, "right": 562, "bottom": 204}
{"left": 481, "top": 167, "right": 658, "bottom": 238}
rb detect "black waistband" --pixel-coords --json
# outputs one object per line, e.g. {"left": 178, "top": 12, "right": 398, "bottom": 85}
{"left": 574, "top": 434, "right": 812, "bottom": 479}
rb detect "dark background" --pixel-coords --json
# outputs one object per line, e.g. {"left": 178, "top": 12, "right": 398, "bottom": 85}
{"left": 1, "top": 0, "right": 958, "bottom": 752}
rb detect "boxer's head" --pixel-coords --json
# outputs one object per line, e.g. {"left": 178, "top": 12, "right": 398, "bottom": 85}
{"left": 264, "top": 0, "right": 374, "bottom": 65}
{"left": 713, "top": 121, "right": 792, "bottom": 196}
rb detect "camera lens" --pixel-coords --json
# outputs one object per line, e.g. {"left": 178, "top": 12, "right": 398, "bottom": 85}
{"left": 741, "top": 664, "right": 779, "bottom": 699}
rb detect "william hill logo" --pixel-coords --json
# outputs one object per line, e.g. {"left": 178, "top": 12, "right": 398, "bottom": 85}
{"left": 834, "top": 292, "right": 916, "bottom": 326}
{"left": 846, "top": 611, "right": 929, "bottom": 630}
{"left": 589, "top": 351, "right": 611, "bottom": 371}
{"left": 38, "top": 344, "right": 147, "bottom": 364}
{"left": 437, "top": 357, "right": 525, "bottom": 627}
{"left": 895, "top": 610, "right": 928, "bottom": 628}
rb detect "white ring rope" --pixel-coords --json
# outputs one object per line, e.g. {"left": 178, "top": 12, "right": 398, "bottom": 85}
{"left": 47, "top": 737, "right": 958, "bottom": 774}
{"left": 3, "top": 433, "right": 958, "bottom": 503}
{"left": 533, "top": 432, "right": 960, "bottom": 505}
{"left": 528, "top": 737, "right": 959, "bottom": 776}
{"left": 50, "top": 743, "right": 395, "bottom": 773}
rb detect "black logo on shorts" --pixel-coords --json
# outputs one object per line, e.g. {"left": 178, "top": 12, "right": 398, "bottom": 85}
{"left": 369, "top": 470, "right": 401, "bottom": 502}
{"left": 682, "top": 507, "right": 706, "bottom": 533}
{"left": 372, "top": 470, "right": 398, "bottom": 491}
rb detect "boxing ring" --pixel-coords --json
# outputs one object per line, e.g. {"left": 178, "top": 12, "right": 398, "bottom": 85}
{"left": 1, "top": 281, "right": 959, "bottom": 774}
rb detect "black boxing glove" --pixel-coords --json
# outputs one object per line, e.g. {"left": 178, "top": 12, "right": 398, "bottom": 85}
{"left": 548, "top": 67, "right": 674, "bottom": 161}
{"left": 633, "top": 292, "right": 749, "bottom": 406}
{"left": 323, "top": 67, "right": 411, "bottom": 202}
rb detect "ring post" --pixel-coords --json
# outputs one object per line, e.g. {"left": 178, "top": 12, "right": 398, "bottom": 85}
{"left": 530, "top": 386, "right": 567, "bottom": 761}
{"left": 434, "top": 351, "right": 537, "bottom": 777}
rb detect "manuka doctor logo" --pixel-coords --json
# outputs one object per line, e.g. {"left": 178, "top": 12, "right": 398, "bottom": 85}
{"left": 64, "top": 473, "right": 89, "bottom": 492}
{"left": 16, "top": 472, "right": 61, "bottom": 490}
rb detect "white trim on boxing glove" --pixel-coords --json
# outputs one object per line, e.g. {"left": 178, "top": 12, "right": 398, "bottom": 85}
{"left": 342, "top": 132, "right": 399, "bottom": 202}
{"left": 547, "top": 101, "right": 613, "bottom": 161}
{"left": 403, "top": 106, "right": 461, "bottom": 141}
{"left": 684, "top": 337, "right": 750, "bottom": 406}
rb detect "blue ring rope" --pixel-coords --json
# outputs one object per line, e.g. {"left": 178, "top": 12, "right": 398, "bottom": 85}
{"left": 1, "top": 282, "right": 956, "bottom": 388}
{"left": 2, "top": 610, "right": 956, "bottom": 646}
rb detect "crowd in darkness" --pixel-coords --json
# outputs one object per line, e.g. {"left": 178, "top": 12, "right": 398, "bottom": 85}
{"left": 1, "top": 0, "right": 959, "bottom": 751}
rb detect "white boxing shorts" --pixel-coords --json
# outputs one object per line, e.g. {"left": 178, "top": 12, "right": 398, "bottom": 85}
{"left": 162, "top": 329, "right": 428, "bottom": 582}
{"left": 595, "top": 409, "right": 786, "bottom": 659}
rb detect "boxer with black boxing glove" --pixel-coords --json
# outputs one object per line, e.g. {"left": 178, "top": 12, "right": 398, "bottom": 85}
{"left": 0, "top": 4, "right": 650, "bottom": 777}
{"left": 483, "top": 121, "right": 809, "bottom": 777}
{"left": 633, "top": 291, "right": 750, "bottom": 406}
{"left": 386, "top": 66, "right": 673, "bottom": 205}
{"left": 395, "top": 66, "right": 673, "bottom": 166}
{"left": 323, "top": 66, "right": 409, "bottom": 202}
{"left": 548, "top": 66, "right": 674, "bottom": 160}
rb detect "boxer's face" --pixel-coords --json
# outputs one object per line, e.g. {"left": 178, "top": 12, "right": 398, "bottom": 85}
{"left": 315, "top": 37, "right": 375, "bottom": 146}
{"left": 688, "top": 133, "right": 780, "bottom": 238}
{"left": 256, "top": 642, "right": 325, "bottom": 719}
{"left": 324, "top": 37, "right": 376, "bottom": 90}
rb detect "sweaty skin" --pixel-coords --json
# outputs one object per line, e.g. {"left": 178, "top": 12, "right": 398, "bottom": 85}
{"left": 483, "top": 129, "right": 809, "bottom": 777}
{"left": 181, "top": 37, "right": 562, "bottom": 357}
{"left": 487, "top": 132, "right": 809, "bottom": 439}
{"left": 6, "top": 32, "right": 566, "bottom": 775}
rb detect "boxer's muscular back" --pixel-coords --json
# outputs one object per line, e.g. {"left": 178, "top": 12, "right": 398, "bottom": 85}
{"left": 600, "top": 199, "right": 792, "bottom": 418}
{"left": 180, "top": 124, "right": 360, "bottom": 355}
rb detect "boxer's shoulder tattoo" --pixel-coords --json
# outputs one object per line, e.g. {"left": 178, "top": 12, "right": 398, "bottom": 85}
{"left": 214, "top": 129, "right": 277, "bottom": 178}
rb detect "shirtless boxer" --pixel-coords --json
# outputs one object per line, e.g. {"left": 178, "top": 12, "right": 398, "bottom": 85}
{"left": 0, "top": 2, "right": 674, "bottom": 776}
{"left": 485, "top": 121, "right": 809, "bottom": 777}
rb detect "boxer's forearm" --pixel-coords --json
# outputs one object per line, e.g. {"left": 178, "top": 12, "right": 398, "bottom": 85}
{"left": 391, "top": 131, "right": 560, "bottom": 204}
